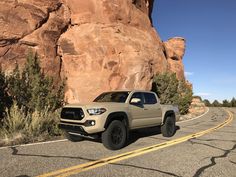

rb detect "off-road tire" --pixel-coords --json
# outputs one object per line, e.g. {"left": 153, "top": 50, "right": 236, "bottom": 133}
{"left": 102, "top": 120, "right": 127, "bottom": 150}
{"left": 161, "top": 115, "right": 176, "bottom": 137}
{"left": 65, "top": 132, "right": 84, "bottom": 142}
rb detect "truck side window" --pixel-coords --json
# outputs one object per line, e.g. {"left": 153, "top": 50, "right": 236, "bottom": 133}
{"left": 130, "top": 92, "right": 144, "bottom": 103}
{"left": 143, "top": 93, "right": 157, "bottom": 104}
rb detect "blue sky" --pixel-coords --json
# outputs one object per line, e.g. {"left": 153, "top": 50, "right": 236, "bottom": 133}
{"left": 152, "top": 0, "right": 236, "bottom": 102}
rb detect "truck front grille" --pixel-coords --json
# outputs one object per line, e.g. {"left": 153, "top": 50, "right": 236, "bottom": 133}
{"left": 61, "top": 108, "right": 85, "bottom": 120}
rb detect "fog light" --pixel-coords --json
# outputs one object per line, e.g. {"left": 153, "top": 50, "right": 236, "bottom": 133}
{"left": 91, "top": 121, "right": 95, "bottom": 126}
{"left": 85, "top": 120, "right": 96, "bottom": 126}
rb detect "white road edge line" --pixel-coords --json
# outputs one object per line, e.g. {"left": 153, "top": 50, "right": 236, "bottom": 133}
{"left": 0, "top": 139, "right": 67, "bottom": 150}
{"left": 178, "top": 107, "right": 210, "bottom": 124}
{"left": 0, "top": 107, "right": 210, "bottom": 150}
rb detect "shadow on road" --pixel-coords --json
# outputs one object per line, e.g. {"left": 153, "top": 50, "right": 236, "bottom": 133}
{"left": 62, "top": 125, "right": 181, "bottom": 148}
{"left": 10, "top": 146, "right": 96, "bottom": 161}
{"left": 8, "top": 126, "right": 182, "bottom": 177}
{"left": 126, "top": 125, "right": 180, "bottom": 147}
{"left": 10, "top": 142, "right": 182, "bottom": 177}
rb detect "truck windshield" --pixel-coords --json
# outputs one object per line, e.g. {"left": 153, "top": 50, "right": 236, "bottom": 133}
{"left": 93, "top": 92, "right": 130, "bottom": 103}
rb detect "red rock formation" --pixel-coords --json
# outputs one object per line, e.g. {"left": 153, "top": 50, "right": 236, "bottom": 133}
{"left": 0, "top": 0, "right": 187, "bottom": 103}
{"left": 164, "top": 37, "right": 186, "bottom": 80}
{"left": 188, "top": 97, "right": 207, "bottom": 116}
{"left": 0, "top": 0, "right": 70, "bottom": 77}
{"left": 58, "top": 0, "right": 169, "bottom": 103}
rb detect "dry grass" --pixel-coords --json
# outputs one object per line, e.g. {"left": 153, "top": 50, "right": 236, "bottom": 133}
{"left": 0, "top": 103, "right": 62, "bottom": 146}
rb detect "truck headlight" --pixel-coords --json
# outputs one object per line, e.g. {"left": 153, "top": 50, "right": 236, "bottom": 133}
{"left": 87, "top": 108, "right": 106, "bottom": 115}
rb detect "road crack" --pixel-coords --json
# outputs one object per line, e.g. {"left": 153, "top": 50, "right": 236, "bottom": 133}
{"left": 188, "top": 139, "right": 236, "bottom": 177}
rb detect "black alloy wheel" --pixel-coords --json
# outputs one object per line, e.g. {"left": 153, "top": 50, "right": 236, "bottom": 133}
{"left": 102, "top": 120, "right": 127, "bottom": 150}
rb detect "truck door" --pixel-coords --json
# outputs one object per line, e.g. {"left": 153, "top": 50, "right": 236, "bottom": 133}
{"left": 143, "top": 92, "right": 162, "bottom": 125}
{"left": 129, "top": 92, "right": 148, "bottom": 128}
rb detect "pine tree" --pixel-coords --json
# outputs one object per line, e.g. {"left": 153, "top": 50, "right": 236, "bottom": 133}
{"left": 8, "top": 64, "right": 30, "bottom": 109}
{"left": 177, "top": 80, "right": 193, "bottom": 114}
{"left": 0, "top": 69, "right": 6, "bottom": 117}
{"left": 203, "top": 99, "right": 211, "bottom": 107}
{"left": 152, "top": 73, "right": 179, "bottom": 104}
{"left": 152, "top": 73, "right": 193, "bottom": 115}
{"left": 0, "top": 68, "right": 11, "bottom": 119}
{"left": 222, "top": 99, "right": 230, "bottom": 107}
{"left": 230, "top": 97, "right": 236, "bottom": 107}
{"left": 212, "top": 100, "right": 221, "bottom": 107}
{"left": 7, "top": 51, "right": 65, "bottom": 112}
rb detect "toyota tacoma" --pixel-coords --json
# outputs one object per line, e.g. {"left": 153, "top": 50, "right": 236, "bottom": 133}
{"left": 59, "top": 90, "right": 180, "bottom": 150}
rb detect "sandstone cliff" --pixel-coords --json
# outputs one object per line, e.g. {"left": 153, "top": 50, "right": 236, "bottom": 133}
{"left": 188, "top": 97, "right": 207, "bottom": 115}
{"left": 0, "top": 0, "right": 186, "bottom": 103}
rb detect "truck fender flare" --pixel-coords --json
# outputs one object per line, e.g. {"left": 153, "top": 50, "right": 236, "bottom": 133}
{"left": 104, "top": 112, "right": 129, "bottom": 129}
{"left": 162, "top": 110, "right": 176, "bottom": 124}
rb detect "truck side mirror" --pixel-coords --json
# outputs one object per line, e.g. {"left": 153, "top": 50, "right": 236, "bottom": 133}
{"left": 130, "top": 98, "right": 142, "bottom": 105}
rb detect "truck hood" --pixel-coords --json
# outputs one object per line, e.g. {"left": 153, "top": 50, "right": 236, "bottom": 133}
{"left": 64, "top": 102, "right": 128, "bottom": 109}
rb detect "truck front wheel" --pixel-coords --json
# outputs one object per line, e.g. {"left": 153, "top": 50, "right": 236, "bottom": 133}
{"left": 102, "top": 120, "right": 127, "bottom": 150}
{"left": 161, "top": 116, "right": 176, "bottom": 137}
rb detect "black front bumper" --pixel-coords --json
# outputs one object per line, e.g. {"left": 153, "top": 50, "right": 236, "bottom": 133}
{"left": 58, "top": 123, "right": 88, "bottom": 135}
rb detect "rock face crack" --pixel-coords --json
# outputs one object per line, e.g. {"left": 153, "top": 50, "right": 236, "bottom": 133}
{"left": 19, "top": 3, "right": 64, "bottom": 45}
{"left": 0, "top": 2, "right": 63, "bottom": 46}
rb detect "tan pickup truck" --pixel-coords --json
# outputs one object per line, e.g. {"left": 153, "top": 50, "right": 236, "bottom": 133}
{"left": 59, "top": 90, "right": 180, "bottom": 150}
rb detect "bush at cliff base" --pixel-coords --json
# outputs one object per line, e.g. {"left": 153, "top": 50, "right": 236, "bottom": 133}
{"left": 152, "top": 73, "right": 193, "bottom": 115}
{"left": 0, "top": 51, "right": 65, "bottom": 146}
{"left": 0, "top": 68, "right": 11, "bottom": 120}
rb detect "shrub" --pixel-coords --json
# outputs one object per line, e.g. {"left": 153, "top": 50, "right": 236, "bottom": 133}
{"left": 0, "top": 102, "right": 61, "bottom": 145}
{"left": 152, "top": 73, "right": 193, "bottom": 115}
{"left": 0, "top": 51, "right": 64, "bottom": 145}
{"left": 0, "top": 68, "right": 11, "bottom": 120}
{"left": 2, "top": 103, "right": 27, "bottom": 135}
{"left": 152, "top": 73, "right": 179, "bottom": 104}
{"left": 7, "top": 51, "right": 65, "bottom": 113}
{"left": 177, "top": 80, "right": 193, "bottom": 114}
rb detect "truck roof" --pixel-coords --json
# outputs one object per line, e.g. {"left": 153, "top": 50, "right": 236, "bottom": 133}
{"left": 101, "top": 90, "right": 155, "bottom": 93}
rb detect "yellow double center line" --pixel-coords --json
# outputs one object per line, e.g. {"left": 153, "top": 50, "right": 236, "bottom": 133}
{"left": 38, "top": 109, "right": 233, "bottom": 177}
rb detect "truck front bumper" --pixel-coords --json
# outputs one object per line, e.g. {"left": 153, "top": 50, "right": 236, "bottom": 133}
{"left": 58, "top": 120, "right": 105, "bottom": 135}
{"left": 58, "top": 123, "right": 88, "bottom": 135}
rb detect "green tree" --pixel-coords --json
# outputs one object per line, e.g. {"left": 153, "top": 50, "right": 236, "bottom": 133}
{"left": 222, "top": 99, "right": 230, "bottom": 107}
{"left": 212, "top": 100, "right": 221, "bottom": 107}
{"left": 7, "top": 51, "right": 65, "bottom": 112}
{"left": 230, "top": 97, "right": 236, "bottom": 107}
{"left": 203, "top": 99, "right": 211, "bottom": 107}
{"left": 7, "top": 64, "right": 30, "bottom": 110}
{"left": 152, "top": 73, "right": 179, "bottom": 104}
{"left": 152, "top": 73, "right": 193, "bottom": 115}
{"left": 0, "top": 68, "right": 11, "bottom": 119}
{"left": 177, "top": 80, "right": 193, "bottom": 114}
{"left": 0, "top": 52, "right": 65, "bottom": 143}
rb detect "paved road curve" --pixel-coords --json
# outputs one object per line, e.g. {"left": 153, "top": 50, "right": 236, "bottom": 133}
{"left": 0, "top": 108, "right": 235, "bottom": 177}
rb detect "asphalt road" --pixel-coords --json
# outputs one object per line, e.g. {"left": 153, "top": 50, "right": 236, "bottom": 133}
{"left": 0, "top": 108, "right": 235, "bottom": 177}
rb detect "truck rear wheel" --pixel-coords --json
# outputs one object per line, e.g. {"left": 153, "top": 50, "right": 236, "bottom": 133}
{"left": 102, "top": 120, "right": 127, "bottom": 150}
{"left": 65, "top": 132, "right": 84, "bottom": 142}
{"left": 161, "top": 116, "right": 176, "bottom": 137}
